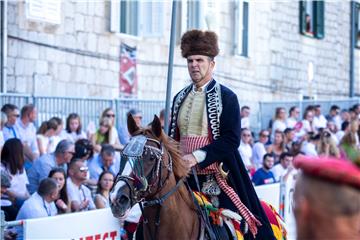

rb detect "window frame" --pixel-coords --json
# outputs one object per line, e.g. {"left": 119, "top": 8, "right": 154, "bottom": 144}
{"left": 355, "top": 2, "right": 360, "bottom": 49}
{"left": 299, "top": 0, "right": 325, "bottom": 39}
{"left": 110, "top": 0, "right": 164, "bottom": 38}
{"left": 234, "top": 0, "right": 249, "bottom": 57}
{"left": 119, "top": 0, "right": 139, "bottom": 36}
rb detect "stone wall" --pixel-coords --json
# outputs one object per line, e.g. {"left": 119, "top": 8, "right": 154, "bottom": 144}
{"left": 5, "top": 0, "right": 359, "bottom": 107}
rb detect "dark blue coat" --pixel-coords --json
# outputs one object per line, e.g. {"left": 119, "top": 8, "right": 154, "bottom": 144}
{"left": 169, "top": 79, "right": 276, "bottom": 240}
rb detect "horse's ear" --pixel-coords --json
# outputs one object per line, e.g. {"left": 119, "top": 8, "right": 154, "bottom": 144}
{"left": 127, "top": 114, "right": 139, "bottom": 136}
{"left": 151, "top": 115, "right": 162, "bottom": 138}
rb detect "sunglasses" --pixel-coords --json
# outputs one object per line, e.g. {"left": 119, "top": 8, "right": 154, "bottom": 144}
{"left": 11, "top": 114, "right": 20, "bottom": 117}
{"left": 106, "top": 114, "right": 115, "bottom": 118}
{"left": 261, "top": 134, "right": 269, "bottom": 137}
{"left": 79, "top": 166, "right": 88, "bottom": 172}
{"left": 101, "top": 124, "right": 110, "bottom": 128}
{"left": 242, "top": 134, "right": 251, "bottom": 137}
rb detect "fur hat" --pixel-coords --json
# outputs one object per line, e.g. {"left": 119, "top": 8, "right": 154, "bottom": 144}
{"left": 181, "top": 29, "right": 219, "bottom": 58}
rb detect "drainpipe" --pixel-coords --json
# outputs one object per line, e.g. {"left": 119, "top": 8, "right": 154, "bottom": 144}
{"left": 0, "top": 0, "right": 7, "bottom": 93}
{"left": 164, "top": 0, "right": 177, "bottom": 133}
{"left": 349, "top": 1, "right": 356, "bottom": 97}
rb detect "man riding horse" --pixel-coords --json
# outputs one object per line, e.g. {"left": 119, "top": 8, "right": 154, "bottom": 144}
{"left": 169, "top": 29, "right": 276, "bottom": 240}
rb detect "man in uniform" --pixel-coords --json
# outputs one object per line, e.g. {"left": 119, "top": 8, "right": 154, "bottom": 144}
{"left": 293, "top": 156, "right": 360, "bottom": 240}
{"left": 169, "top": 29, "right": 275, "bottom": 239}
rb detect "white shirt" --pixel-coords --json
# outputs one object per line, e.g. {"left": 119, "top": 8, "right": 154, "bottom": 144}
{"left": 252, "top": 142, "right": 266, "bottom": 169}
{"left": 15, "top": 119, "right": 39, "bottom": 154}
{"left": 241, "top": 117, "right": 250, "bottom": 129}
{"left": 271, "top": 120, "right": 286, "bottom": 140}
{"left": 301, "top": 141, "right": 318, "bottom": 156}
{"left": 336, "top": 130, "right": 345, "bottom": 142}
{"left": 0, "top": 165, "right": 29, "bottom": 198}
{"left": 333, "top": 115, "right": 342, "bottom": 131}
{"left": 36, "top": 134, "right": 51, "bottom": 154}
{"left": 63, "top": 130, "right": 87, "bottom": 143}
{"left": 271, "top": 164, "right": 287, "bottom": 182}
{"left": 313, "top": 115, "right": 327, "bottom": 130}
{"left": 239, "top": 141, "right": 253, "bottom": 167}
{"left": 0, "top": 130, "right": 4, "bottom": 149}
{"left": 16, "top": 192, "right": 57, "bottom": 220}
{"left": 66, "top": 178, "right": 96, "bottom": 211}
{"left": 48, "top": 135, "right": 65, "bottom": 153}
{"left": 286, "top": 117, "right": 298, "bottom": 129}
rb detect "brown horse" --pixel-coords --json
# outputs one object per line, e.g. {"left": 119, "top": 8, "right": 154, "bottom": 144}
{"left": 110, "top": 115, "right": 286, "bottom": 240}
{"left": 110, "top": 115, "right": 201, "bottom": 240}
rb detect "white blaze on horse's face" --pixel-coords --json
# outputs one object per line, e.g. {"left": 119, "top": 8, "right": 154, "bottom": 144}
{"left": 110, "top": 161, "right": 132, "bottom": 203}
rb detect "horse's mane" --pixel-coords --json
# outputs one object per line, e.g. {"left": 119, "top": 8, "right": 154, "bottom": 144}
{"left": 135, "top": 127, "right": 195, "bottom": 210}
{"left": 137, "top": 127, "right": 189, "bottom": 180}
{"left": 160, "top": 133, "right": 189, "bottom": 180}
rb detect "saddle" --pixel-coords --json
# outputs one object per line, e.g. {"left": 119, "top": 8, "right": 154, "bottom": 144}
{"left": 193, "top": 191, "right": 248, "bottom": 240}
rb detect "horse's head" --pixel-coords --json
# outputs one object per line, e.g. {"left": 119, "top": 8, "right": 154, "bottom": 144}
{"left": 110, "top": 114, "right": 179, "bottom": 218}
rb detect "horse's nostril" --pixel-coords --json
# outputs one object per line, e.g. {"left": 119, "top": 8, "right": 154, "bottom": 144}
{"left": 118, "top": 195, "right": 130, "bottom": 205}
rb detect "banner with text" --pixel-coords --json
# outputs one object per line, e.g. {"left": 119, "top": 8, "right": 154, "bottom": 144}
{"left": 24, "top": 208, "right": 121, "bottom": 239}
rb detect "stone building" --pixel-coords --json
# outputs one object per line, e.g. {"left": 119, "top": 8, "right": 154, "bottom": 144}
{"left": 1, "top": 0, "right": 359, "bottom": 106}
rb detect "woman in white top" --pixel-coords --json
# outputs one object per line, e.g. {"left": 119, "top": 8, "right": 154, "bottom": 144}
{"left": 238, "top": 128, "right": 254, "bottom": 171}
{"left": 300, "top": 108, "right": 316, "bottom": 136}
{"left": 64, "top": 113, "right": 87, "bottom": 143}
{"left": 94, "top": 171, "right": 114, "bottom": 209}
{"left": 271, "top": 107, "right": 287, "bottom": 141}
{"left": 36, "top": 119, "right": 58, "bottom": 155}
{"left": 1, "top": 139, "right": 30, "bottom": 208}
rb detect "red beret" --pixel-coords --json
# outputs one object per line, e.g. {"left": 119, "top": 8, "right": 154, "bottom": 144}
{"left": 294, "top": 155, "right": 360, "bottom": 190}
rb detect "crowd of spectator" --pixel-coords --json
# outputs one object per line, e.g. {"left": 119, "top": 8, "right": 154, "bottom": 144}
{"left": 0, "top": 103, "right": 150, "bottom": 228}
{"left": 1, "top": 100, "right": 360, "bottom": 236}
{"left": 239, "top": 104, "right": 360, "bottom": 186}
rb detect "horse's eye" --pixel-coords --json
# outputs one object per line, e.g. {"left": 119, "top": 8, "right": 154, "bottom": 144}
{"left": 150, "top": 155, "right": 156, "bottom": 161}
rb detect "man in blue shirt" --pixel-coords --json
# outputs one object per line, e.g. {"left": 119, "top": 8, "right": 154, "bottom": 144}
{"left": 16, "top": 178, "right": 58, "bottom": 220}
{"left": 27, "top": 140, "right": 74, "bottom": 194}
{"left": 88, "top": 144, "right": 120, "bottom": 181}
{"left": 252, "top": 153, "right": 276, "bottom": 186}
{"left": 1, "top": 104, "right": 20, "bottom": 140}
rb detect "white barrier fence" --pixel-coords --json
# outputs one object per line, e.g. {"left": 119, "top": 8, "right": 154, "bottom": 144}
{"left": 254, "top": 175, "right": 297, "bottom": 240}
{"left": 2, "top": 178, "right": 297, "bottom": 240}
{"left": 1, "top": 209, "right": 121, "bottom": 240}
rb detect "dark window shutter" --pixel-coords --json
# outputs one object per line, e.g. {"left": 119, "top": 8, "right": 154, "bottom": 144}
{"left": 314, "top": 1, "right": 325, "bottom": 39}
{"left": 356, "top": 3, "right": 360, "bottom": 48}
{"left": 299, "top": 1, "right": 307, "bottom": 34}
{"left": 242, "top": 1, "right": 249, "bottom": 56}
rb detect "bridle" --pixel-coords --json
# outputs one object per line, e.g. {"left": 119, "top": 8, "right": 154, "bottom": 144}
{"left": 111, "top": 134, "right": 184, "bottom": 239}
{"left": 112, "top": 135, "right": 174, "bottom": 201}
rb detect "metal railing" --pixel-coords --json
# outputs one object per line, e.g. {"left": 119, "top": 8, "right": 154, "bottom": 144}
{"left": 0, "top": 93, "right": 165, "bottom": 130}
{"left": 258, "top": 98, "right": 360, "bottom": 131}
{"left": 2, "top": 93, "right": 359, "bottom": 137}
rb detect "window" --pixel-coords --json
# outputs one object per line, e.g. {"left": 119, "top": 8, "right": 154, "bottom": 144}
{"left": 175, "top": 0, "right": 213, "bottom": 44}
{"left": 234, "top": 0, "right": 249, "bottom": 56}
{"left": 356, "top": 3, "right": 360, "bottom": 48}
{"left": 187, "top": 0, "right": 201, "bottom": 29}
{"left": 300, "top": 1, "right": 325, "bottom": 39}
{"left": 110, "top": 0, "right": 164, "bottom": 37}
{"left": 26, "top": 0, "right": 61, "bottom": 24}
{"left": 120, "top": 0, "right": 138, "bottom": 35}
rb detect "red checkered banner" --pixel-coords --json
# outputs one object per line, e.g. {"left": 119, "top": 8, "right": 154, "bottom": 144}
{"left": 120, "top": 43, "right": 137, "bottom": 96}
